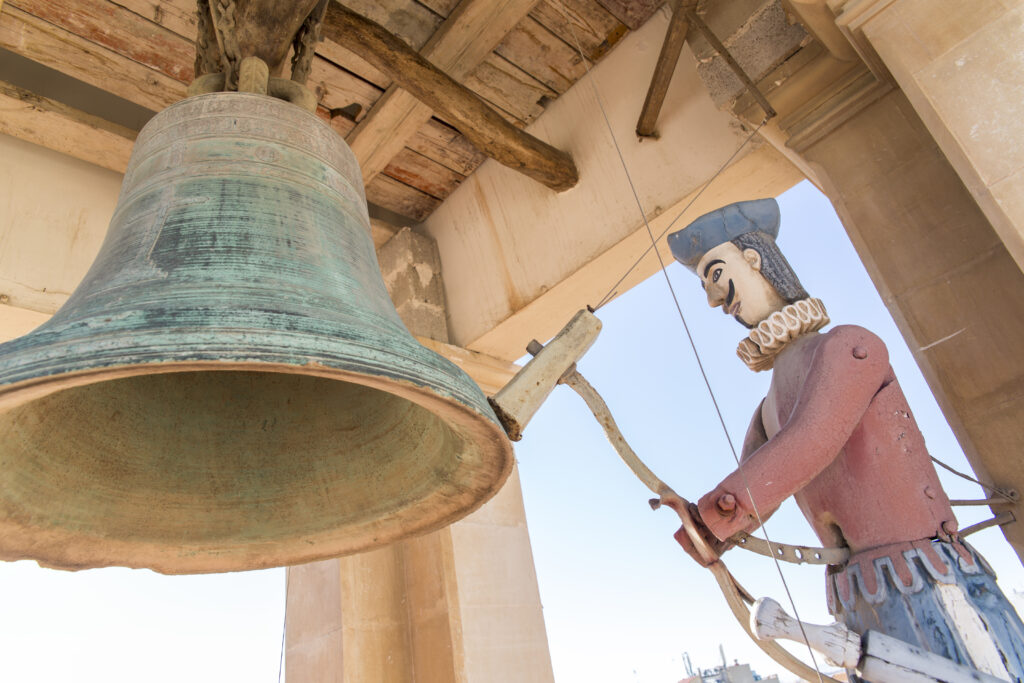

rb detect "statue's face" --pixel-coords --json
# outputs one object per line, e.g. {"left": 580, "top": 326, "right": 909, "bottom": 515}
{"left": 696, "top": 241, "right": 787, "bottom": 328}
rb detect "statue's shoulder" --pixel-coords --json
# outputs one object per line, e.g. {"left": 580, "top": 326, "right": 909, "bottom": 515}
{"left": 808, "top": 325, "right": 890, "bottom": 373}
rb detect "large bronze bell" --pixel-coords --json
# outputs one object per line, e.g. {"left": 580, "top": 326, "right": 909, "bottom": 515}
{"left": 0, "top": 93, "right": 513, "bottom": 573}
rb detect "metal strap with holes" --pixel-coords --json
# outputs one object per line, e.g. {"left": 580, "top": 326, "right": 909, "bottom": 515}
{"left": 735, "top": 510, "right": 1018, "bottom": 565}
{"left": 734, "top": 533, "right": 849, "bottom": 565}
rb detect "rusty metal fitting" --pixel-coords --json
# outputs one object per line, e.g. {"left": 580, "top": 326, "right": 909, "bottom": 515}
{"left": 0, "top": 293, "right": 9, "bottom": 304}
{"left": 716, "top": 493, "right": 737, "bottom": 515}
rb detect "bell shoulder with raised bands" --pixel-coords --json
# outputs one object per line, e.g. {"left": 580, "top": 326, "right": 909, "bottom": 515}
{"left": 0, "top": 92, "right": 513, "bottom": 574}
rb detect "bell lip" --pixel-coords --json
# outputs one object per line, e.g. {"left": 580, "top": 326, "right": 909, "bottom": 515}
{"left": 0, "top": 359, "right": 515, "bottom": 574}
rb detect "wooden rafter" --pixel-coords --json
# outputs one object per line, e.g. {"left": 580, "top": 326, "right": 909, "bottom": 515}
{"left": 0, "top": 79, "right": 136, "bottom": 172}
{"left": 342, "top": 0, "right": 539, "bottom": 187}
{"left": 0, "top": 5, "right": 187, "bottom": 111}
{"left": 324, "top": 3, "right": 579, "bottom": 192}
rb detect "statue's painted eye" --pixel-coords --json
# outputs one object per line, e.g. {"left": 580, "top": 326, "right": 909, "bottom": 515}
{"left": 712, "top": 268, "right": 722, "bottom": 283}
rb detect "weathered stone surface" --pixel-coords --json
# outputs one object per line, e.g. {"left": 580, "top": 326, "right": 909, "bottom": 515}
{"left": 692, "top": 0, "right": 808, "bottom": 107}
{"left": 378, "top": 227, "right": 451, "bottom": 342}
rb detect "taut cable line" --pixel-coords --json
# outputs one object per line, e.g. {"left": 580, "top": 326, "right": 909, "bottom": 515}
{"left": 593, "top": 120, "right": 765, "bottom": 312}
{"left": 549, "top": 2, "right": 827, "bottom": 680}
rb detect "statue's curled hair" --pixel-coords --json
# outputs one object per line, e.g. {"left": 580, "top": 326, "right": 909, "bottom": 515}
{"left": 730, "top": 231, "right": 808, "bottom": 303}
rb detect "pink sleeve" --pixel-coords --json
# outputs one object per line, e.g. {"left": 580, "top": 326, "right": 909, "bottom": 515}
{"left": 741, "top": 399, "right": 768, "bottom": 461}
{"left": 697, "top": 326, "right": 889, "bottom": 541}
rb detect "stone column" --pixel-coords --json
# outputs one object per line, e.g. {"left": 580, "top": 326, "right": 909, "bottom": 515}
{"left": 285, "top": 228, "right": 554, "bottom": 682}
{"left": 833, "top": 0, "right": 1024, "bottom": 270}
{"left": 793, "top": 89, "right": 1024, "bottom": 558}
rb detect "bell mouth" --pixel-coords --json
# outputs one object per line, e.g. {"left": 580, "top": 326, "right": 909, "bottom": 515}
{"left": 0, "top": 362, "right": 512, "bottom": 574}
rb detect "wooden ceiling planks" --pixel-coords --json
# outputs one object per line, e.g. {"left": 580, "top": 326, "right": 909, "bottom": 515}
{"left": 529, "top": 0, "right": 628, "bottom": 62}
{"left": 111, "top": 0, "right": 195, "bottom": 38}
{"left": 0, "top": 0, "right": 647, "bottom": 223}
{"left": 464, "top": 53, "right": 552, "bottom": 125}
{"left": 494, "top": 16, "right": 587, "bottom": 95}
{"left": 0, "top": 79, "right": 137, "bottom": 173}
{"left": 0, "top": 5, "right": 186, "bottom": 111}
{"left": 11, "top": 0, "right": 192, "bottom": 82}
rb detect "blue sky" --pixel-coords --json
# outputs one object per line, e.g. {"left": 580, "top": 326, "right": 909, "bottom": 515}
{"left": 515, "top": 180, "right": 1024, "bottom": 682}
{"left": 0, "top": 180, "right": 1020, "bottom": 683}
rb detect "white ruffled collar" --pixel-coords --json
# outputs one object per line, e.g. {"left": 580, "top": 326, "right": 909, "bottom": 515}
{"left": 736, "top": 298, "right": 829, "bottom": 372}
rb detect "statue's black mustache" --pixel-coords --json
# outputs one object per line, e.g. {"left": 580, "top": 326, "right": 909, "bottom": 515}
{"left": 725, "top": 279, "right": 735, "bottom": 307}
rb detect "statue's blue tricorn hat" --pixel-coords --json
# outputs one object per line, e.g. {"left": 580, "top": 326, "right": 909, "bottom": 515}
{"left": 667, "top": 198, "right": 780, "bottom": 272}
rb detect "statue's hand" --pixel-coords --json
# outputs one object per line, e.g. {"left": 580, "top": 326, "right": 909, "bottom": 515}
{"left": 658, "top": 492, "right": 733, "bottom": 567}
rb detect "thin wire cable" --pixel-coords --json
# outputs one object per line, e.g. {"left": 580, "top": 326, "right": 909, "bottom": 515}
{"left": 277, "top": 568, "right": 289, "bottom": 683}
{"left": 551, "top": 3, "right": 825, "bottom": 680}
{"left": 931, "top": 456, "right": 1016, "bottom": 502}
{"left": 593, "top": 120, "right": 765, "bottom": 311}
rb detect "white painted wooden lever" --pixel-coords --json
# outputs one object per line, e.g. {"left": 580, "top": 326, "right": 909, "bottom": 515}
{"left": 751, "top": 597, "right": 1010, "bottom": 682}
{"left": 751, "top": 597, "right": 861, "bottom": 669}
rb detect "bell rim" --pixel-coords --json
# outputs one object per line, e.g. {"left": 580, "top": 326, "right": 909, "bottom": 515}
{"left": 0, "top": 358, "right": 515, "bottom": 574}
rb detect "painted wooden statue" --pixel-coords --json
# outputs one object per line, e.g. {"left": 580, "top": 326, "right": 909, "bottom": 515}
{"left": 666, "top": 199, "right": 1024, "bottom": 682}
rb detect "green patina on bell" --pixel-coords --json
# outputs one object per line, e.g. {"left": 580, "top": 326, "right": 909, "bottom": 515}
{"left": 0, "top": 93, "right": 513, "bottom": 574}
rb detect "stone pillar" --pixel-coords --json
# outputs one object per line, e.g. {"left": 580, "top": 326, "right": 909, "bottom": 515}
{"left": 834, "top": 0, "right": 1024, "bottom": 270}
{"left": 794, "top": 89, "right": 1024, "bottom": 558}
{"left": 286, "top": 228, "right": 554, "bottom": 682}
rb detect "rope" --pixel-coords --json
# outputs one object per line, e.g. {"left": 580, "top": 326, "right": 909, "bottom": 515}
{"left": 549, "top": 2, "right": 826, "bottom": 681}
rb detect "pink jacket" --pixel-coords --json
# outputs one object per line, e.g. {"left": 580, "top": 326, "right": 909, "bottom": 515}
{"left": 698, "top": 325, "right": 956, "bottom": 555}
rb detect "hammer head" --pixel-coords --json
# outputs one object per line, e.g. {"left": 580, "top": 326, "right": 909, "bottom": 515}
{"left": 488, "top": 309, "right": 602, "bottom": 440}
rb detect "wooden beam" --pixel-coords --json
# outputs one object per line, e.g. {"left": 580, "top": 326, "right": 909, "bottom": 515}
{"left": 341, "top": 0, "right": 539, "bottom": 187}
{"left": 347, "top": 90, "right": 433, "bottom": 186}
{"left": 0, "top": 0, "right": 496, "bottom": 216}
{"left": 0, "top": 79, "right": 136, "bottom": 172}
{"left": 323, "top": 3, "right": 578, "bottom": 192}
{"left": 366, "top": 174, "right": 441, "bottom": 222}
{"left": 635, "top": 0, "right": 689, "bottom": 137}
{"left": 0, "top": 6, "right": 186, "bottom": 111}
{"left": 9, "top": 0, "right": 194, "bottom": 81}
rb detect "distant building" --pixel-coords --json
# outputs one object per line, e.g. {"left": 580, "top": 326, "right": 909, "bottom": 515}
{"left": 679, "top": 660, "right": 780, "bottom": 683}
